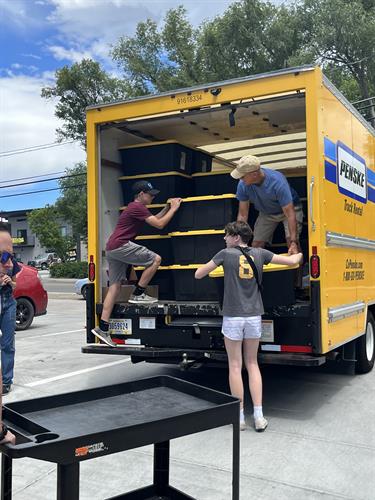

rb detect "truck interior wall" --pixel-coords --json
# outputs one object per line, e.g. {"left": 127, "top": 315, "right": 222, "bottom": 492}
{"left": 99, "top": 93, "right": 309, "bottom": 300}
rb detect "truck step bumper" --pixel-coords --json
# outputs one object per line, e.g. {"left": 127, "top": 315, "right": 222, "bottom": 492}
{"left": 82, "top": 345, "right": 325, "bottom": 366}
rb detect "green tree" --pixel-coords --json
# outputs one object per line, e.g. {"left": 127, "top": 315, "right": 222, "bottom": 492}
{"left": 28, "top": 206, "right": 74, "bottom": 262}
{"left": 292, "top": 0, "right": 375, "bottom": 121}
{"left": 56, "top": 162, "right": 87, "bottom": 240}
{"left": 41, "top": 59, "right": 131, "bottom": 147}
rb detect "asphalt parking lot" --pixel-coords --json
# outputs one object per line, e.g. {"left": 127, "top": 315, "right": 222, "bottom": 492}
{"left": 2, "top": 295, "right": 375, "bottom": 499}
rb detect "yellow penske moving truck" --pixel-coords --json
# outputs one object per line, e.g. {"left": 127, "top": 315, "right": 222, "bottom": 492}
{"left": 83, "top": 65, "right": 375, "bottom": 374}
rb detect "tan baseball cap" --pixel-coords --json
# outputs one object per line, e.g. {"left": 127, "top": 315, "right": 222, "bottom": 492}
{"left": 230, "top": 155, "right": 261, "bottom": 179}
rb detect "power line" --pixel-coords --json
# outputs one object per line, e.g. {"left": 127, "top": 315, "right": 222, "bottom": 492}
{"left": 0, "top": 184, "right": 86, "bottom": 199}
{"left": 0, "top": 171, "right": 65, "bottom": 184}
{"left": 0, "top": 172, "right": 86, "bottom": 189}
{"left": 0, "top": 140, "right": 76, "bottom": 158}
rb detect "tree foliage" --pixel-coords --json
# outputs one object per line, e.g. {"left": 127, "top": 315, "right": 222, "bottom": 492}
{"left": 41, "top": 59, "right": 131, "bottom": 147}
{"left": 56, "top": 162, "right": 87, "bottom": 240}
{"left": 43, "top": 0, "right": 375, "bottom": 145}
{"left": 28, "top": 206, "right": 74, "bottom": 262}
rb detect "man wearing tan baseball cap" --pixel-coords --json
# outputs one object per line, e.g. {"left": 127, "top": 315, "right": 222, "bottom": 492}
{"left": 231, "top": 155, "right": 303, "bottom": 255}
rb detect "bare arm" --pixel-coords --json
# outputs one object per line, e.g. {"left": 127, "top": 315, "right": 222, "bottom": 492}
{"left": 282, "top": 203, "right": 298, "bottom": 254}
{"left": 237, "top": 201, "right": 250, "bottom": 222}
{"left": 146, "top": 198, "right": 181, "bottom": 229}
{"left": 155, "top": 204, "right": 170, "bottom": 219}
{"left": 270, "top": 252, "right": 303, "bottom": 266}
{"left": 195, "top": 260, "right": 218, "bottom": 279}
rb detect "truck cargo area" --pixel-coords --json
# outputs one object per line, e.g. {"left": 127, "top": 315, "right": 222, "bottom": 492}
{"left": 87, "top": 84, "right": 323, "bottom": 365}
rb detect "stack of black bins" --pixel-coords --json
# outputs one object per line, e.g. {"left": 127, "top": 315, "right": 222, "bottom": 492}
{"left": 192, "top": 169, "right": 238, "bottom": 196}
{"left": 119, "top": 140, "right": 213, "bottom": 205}
{"left": 118, "top": 140, "right": 215, "bottom": 301}
{"left": 168, "top": 195, "right": 238, "bottom": 300}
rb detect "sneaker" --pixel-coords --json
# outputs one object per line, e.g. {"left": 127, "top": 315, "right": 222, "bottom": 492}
{"left": 254, "top": 417, "right": 268, "bottom": 432}
{"left": 128, "top": 293, "right": 158, "bottom": 304}
{"left": 91, "top": 327, "right": 117, "bottom": 347}
{"left": 240, "top": 419, "right": 246, "bottom": 431}
{"left": 2, "top": 384, "right": 12, "bottom": 395}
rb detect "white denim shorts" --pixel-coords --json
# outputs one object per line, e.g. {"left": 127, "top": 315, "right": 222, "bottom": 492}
{"left": 222, "top": 316, "right": 262, "bottom": 341}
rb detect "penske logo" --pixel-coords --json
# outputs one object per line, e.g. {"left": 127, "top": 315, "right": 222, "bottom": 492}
{"left": 337, "top": 141, "right": 367, "bottom": 203}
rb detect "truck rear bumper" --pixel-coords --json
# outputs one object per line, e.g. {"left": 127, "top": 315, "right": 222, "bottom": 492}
{"left": 82, "top": 345, "right": 326, "bottom": 367}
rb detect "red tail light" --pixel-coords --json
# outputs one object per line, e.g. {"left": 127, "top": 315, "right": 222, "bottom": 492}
{"left": 88, "top": 255, "right": 95, "bottom": 282}
{"left": 310, "top": 247, "right": 320, "bottom": 279}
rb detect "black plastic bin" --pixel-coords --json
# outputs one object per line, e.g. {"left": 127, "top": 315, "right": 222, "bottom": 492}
{"left": 192, "top": 150, "right": 212, "bottom": 174}
{"left": 135, "top": 266, "right": 175, "bottom": 300}
{"left": 135, "top": 235, "right": 173, "bottom": 265}
{"left": 170, "top": 195, "right": 238, "bottom": 232}
{"left": 210, "top": 265, "right": 296, "bottom": 309}
{"left": 192, "top": 170, "right": 238, "bottom": 196}
{"left": 170, "top": 230, "right": 225, "bottom": 264}
{"left": 119, "top": 141, "right": 195, "bottom": 175}
{"left": 120, "top": 172, "right": 193, "bottom": 205}
{"left": 170, "top": 265, "right": 218, "bottom": 301}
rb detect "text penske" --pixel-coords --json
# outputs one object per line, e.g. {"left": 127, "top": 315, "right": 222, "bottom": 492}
{"left": 339, "top": 160, "right": 365, "bottom": 187}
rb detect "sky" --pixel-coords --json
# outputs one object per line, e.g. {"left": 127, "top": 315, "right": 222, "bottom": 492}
{"left": 0, "top": 0, "right": 284, "bottom": 212}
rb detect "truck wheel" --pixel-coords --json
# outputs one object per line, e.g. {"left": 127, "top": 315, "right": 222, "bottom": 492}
{"left": 16, "top": 298, "right": 35, "bottom": 331}
{"left": 81, "top": 285, "right": 88, "bottom": 300}
{"left": 355, "top": 311, "right": 375, "bottom": 374}
{"left": 41, "top": 263, "right": 48, "bottom": 270}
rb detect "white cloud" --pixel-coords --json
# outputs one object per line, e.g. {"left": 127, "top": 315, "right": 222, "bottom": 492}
{"left": 0, "top": 75, "right": 85, "bottom": 191}
{"left": 45, "top": 0, "right": 235, "bottom": 67}
{"left": 48, "top": 45, "right": 93, "bottom": 63}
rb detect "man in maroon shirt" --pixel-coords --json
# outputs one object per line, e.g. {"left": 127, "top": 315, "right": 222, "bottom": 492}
{"left": 92, "top": 180, "right": 181, "bottom": 346}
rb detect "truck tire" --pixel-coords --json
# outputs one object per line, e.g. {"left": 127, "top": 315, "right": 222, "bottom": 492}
{"left": 355, "top": 311, "right": 375, "bottom": 374}
{"left": 16, "top": 298, "right": 35, "bottom": 331}
{"left": 41, "top": 263, "right": 48, "bottom": 270}
{"left": 81, "top": 285, "right": 88, "bottom": 300}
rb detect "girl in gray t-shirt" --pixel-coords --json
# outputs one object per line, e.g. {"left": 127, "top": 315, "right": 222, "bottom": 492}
{"left": 195, "top": 221, "right": 302, "bottom": 432}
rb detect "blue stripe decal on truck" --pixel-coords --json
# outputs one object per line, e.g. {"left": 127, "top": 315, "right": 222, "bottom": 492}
{"left": 368, "top": 185, "right": 375, "bottom": 203}
{"left": 324, "top": 137, "right": 336, "bottom": 163}
{"left": 325, "top": 160, "right": 336, "bottom": 184}
{"left": 367, "top": 168, "right": 375, "bottom": 187}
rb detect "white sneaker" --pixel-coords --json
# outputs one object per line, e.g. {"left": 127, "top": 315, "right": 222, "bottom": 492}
{"left": 254, "top": 417, "right": 268, "bottom": 432}
{"left": 128, "top": 293, "right": 158, "bottom": 304}
{"left": 240, "top": 419, "right": 246, "bottom": 431}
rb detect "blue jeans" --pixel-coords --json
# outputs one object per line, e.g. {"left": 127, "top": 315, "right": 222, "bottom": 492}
{"left": 0, "top": 292, "right": 16, "bottom": 385}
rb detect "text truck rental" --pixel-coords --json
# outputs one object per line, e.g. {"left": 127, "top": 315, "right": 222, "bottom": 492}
{"left": 82, "top": 65, "right": 375, "bottom": 374}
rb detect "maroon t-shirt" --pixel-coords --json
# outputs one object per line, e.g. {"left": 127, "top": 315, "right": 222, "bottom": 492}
{"left": 106, "top": 201, "right": 151, "bottom": 251}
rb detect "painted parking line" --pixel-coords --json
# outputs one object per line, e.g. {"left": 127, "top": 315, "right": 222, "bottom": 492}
{"left": 19, "top": 329, "right": 85, "bottom": 340}
{"left": 25, "top": 358, "right": 131, "bottom": 387}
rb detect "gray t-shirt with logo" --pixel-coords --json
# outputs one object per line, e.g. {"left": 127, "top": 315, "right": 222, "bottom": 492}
{"left": 212, "top": 247, "right": 274, "bottom": 317}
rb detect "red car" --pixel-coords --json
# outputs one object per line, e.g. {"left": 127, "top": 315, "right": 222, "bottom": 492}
{"left": 14, "top": 264, "right": 48, "bottom": 330}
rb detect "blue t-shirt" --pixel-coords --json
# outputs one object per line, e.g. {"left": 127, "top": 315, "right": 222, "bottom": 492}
{"left": 236, "top": 167, "right": 300, "bottom": 215}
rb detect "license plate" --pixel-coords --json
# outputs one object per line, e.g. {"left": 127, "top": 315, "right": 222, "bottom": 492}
{"left": 109, "top": 318, "right": 132, "bottom": 336}
{"left": 261, "top": 320, "right": 274, "bottom": 342}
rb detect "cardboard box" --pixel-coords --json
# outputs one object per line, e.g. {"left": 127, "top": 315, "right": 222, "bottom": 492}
{"left": 102, "top": 285, "right": 158, "bottom": 302}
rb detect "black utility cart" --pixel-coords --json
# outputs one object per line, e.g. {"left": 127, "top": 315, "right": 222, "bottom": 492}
{"left": 0, "top": 376, "right": 240, "bottom": 500}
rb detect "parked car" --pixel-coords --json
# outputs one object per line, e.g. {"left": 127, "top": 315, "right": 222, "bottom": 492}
{"left": 14, "top": 264, "right": 48, "bottom": 330}
{"left": 74, "top": 277, "right": 89, "bottom": 299}
{"left": 31, "top": 253, "right": 60, "bottom": 270}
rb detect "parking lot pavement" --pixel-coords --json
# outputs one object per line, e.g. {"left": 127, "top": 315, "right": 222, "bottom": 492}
{"left": 2, "top": 296, "right": 375, "bottom": 499}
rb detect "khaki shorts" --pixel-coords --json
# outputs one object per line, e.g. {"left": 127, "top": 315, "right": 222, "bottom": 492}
{"left": 106, "top": 241, "right": 156, "bottom": 285}
{"left": 253, "top": 205, "right": 303, "bottom": 244}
